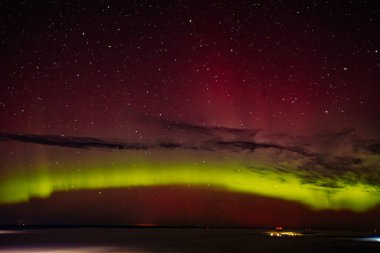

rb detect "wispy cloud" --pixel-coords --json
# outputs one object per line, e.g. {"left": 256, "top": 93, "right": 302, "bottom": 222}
{"left": 0, "top": 132, "right": 315, "bottom": 157}
{"left": 147, "top": 118, "right": 261, "bottom": 140}
{"left": 0, "top": 133, "right": 151, "bottom": 150}
{"left": 1, "top": 120, "right": 380, "bottom": 190}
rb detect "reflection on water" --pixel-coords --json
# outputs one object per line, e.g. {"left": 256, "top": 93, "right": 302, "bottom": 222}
{"left": 0, "top": 230, "right": 24, "bottom": 234}
{"left": 358, "top": 237, "right": 380, "bottom": 242}
{"left": 0, "top": 247, "right": 124, "bottom": 253}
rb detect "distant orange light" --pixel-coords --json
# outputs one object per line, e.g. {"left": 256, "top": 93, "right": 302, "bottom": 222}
{"left": 275, "top": 226, "right": 283, "bottom": 230}
{"left": 266, "top": 231, "right": 302, "bottom": 237}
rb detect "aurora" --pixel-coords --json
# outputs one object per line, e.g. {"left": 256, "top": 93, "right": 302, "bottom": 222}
{"left": 1, "top": 146, "right": 380, "bottom": 212}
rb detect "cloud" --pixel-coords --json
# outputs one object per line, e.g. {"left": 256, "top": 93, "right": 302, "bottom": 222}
{"left": 0, "top": 133, "right": 151, "bottom": 150}
{"left": 0, "top": 132, "right": 316, "bottom": 158}
{"left": 148, "top": 118, "right": 261, "bottom": 140}
{"left": 1, "top": 120, "right": 380, "bottom": 190}
{"left": 364, "top": 142, "right": 380, "bottom": 154}
{"left": 212, "top": 140, "right": 316, "bottom": 157}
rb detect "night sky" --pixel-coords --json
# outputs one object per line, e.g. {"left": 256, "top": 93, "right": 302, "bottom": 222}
{"left": 1, "top": 0, "right": 380, "bottom": 229}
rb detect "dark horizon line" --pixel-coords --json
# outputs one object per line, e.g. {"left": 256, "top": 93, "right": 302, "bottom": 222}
{"left": 0, "top": 224, "right": 377, "bottom": 232}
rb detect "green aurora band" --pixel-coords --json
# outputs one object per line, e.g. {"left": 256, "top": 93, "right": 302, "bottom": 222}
{"left": 1, "top": 150, "right": 380, "bottom": 212}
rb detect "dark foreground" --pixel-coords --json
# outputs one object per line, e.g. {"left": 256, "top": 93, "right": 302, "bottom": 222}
{"left": 0, "top": 227, "right": 380, "bottom": 252}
